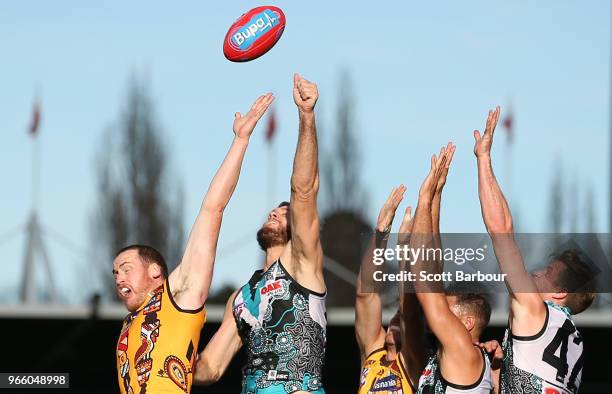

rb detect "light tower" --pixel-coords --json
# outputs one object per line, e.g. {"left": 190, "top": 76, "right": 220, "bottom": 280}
{"left": 20, "top": 97, "right": 59, "bottom": 304}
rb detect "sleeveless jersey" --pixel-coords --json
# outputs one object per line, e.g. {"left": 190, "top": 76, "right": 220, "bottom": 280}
{"left": 417, "top": 348, "right": 493, "bottom": 394}
{"left": 358, "top": 348, "right": 413, "bottom": 394}
{"left": 232, "top": 260, "right": 327, "bottom": 394}
{"left": 116, "top": 279, "right": 206, "bottom": 393}
{"left": 501, "top": 301, "right": 583, "bottom": 394}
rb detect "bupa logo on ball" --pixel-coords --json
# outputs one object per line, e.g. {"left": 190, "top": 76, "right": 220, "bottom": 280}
{"left": 231, "top": 9, "right": 280, "bottom": 50}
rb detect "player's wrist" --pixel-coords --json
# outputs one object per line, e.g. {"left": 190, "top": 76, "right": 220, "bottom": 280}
{"left": 234, "top": 135, "right": 251, "bottom": 144}
{"left": 298, "top": 108, "right": 315, "bottom": 117}
{"left": 476, "top": 152, "right": 491, "bottom": 162}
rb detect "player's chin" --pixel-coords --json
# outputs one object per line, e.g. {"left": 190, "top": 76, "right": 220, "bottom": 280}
{"left": 122, "top": 296, "right": 138, "bottom": 312}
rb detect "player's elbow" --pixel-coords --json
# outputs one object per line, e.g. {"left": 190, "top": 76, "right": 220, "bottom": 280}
{"left": 290, "top": 174, "right": 319, "bottom": 199}
{"left": 485, "top": 215, "right": 513, "bottom": 234}
{"left": 193, "top": 364, "right": 222, "bottom": 386}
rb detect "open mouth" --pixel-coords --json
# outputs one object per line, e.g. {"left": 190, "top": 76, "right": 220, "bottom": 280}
{"left": 118, "top": 286, "right": 132, "bottom": 298}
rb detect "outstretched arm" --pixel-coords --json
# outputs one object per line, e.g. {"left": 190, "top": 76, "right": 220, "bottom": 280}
{"left": 356, "top": 185, "right": 406, "bottom": 363}
{"left": 410, "top": 145, "right": 482, "bottom": 385}
{"left": 399, "top": 143, "right": 453, "bottom": 385}
{"left": 474, "top": 107, "right": 545, "bottom": 335}
{"left": 397, "top": 205, "right": 427, "bottom": 387}
{"left": 193, "top": 291, "right": 243, "bottom": 385}
{"left": 169, "top": 94, "right": 274, "bottom": 309}
{"left": 287, "top": 74, "right": 323, "bottom": 273}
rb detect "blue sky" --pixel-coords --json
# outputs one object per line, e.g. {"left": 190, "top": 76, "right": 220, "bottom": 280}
{"left": 0, "top": 1, "right": 609, "bottom": 303}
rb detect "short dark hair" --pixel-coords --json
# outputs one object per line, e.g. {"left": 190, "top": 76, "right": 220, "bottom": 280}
{"left": 278, "top": 201, "right": 290, "bottom": 208}
{"left": 115, "top": 244, "right": 168, "bottom": 278}
{"left": 550, "top": 249, "right": 596, "bottom": 314}
{"left": 447, "top": 290, "right": 491, "bottom": 334}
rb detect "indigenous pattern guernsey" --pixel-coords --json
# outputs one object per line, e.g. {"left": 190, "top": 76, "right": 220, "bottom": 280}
{"left": 358, "top": 348, "right": 413, "bottom": 394}
{"left": 233, "top": 260, "right": 327, "bottom": 394}
{"left": 417, "top": 348, "right": 492, "bottom": 394}
{"left": 116, "top": 279, "right": 206, "bottom": 393}
{"left": 501, "top": 301, "right": 583, "bottom": 394}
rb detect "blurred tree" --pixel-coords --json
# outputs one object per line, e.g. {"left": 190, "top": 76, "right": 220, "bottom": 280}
{"left": 322, "top": 71, "right": 368, "bottom": 215}
{"left": 92, "top": 76, "right": 184, "bottom": 299}
{"left": 320, "top": 71, "right": 372, "bottom": 307}
{"left": 585, "top": 185, "right": 597, "bottom": 232}
{"left": 549, "top": 159, "right": 564, "bottom": 233}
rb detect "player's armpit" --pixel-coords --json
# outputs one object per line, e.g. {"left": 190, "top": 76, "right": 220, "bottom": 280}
{"left": 193, "top": 291, "right": 243, "bottom": 385}
{"left": 489, "top": 234, "right": 547, "bottom": 336}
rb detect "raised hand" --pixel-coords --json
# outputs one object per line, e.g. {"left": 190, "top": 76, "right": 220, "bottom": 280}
{"left": 418, "top": 144, "right": 452, "bottom": 203}
{"left": 233, "top": 93, "right": 274, "bottom": 140}
{"left": 473, "top": 106, "right": 500, "bottom": 158}
{"left": 435, "top": 142, "right": 456, "bottom": 196}
{"left": 293, "top": 73, "right": 318, "bottom": 113}
{"left": 376, "top": 185, "right": 406, "bottom": 233}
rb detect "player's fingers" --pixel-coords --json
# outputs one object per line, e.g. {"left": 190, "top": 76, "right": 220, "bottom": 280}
{"left": 259, "top": 94, "right": 275, "bottom": 111}
{"left": 473, "top": 130, "right": 481, "bottom": 141}
{"left": 402, "top": 206, "right": 412, "bottom": 224}
{"left": 300, "top": 86, "right": 315, "bottom": 98}
{"left": 386, "top": 186, "right": 399, "bottom": 202}
{"left": 393, "top": 185, "right": 406, "bottom": 204}
{"left": 446, "top": 143, "right": 456, "bottom": 168}
{"left": 235, "top": 112, "right": 241, "bottom": 119}
{"left": 251, "top": 95, "right": 265, "bottom": 111}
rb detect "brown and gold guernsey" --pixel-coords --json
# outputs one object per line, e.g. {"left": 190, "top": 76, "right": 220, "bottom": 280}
{"left": 116, "top": 279, "right": 206, "bottom": 394}
{"left": 359, "top": 348, "right": 413, "bottom": 394}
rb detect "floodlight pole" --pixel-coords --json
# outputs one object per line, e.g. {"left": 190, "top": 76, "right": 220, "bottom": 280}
{"left": 20, "top": 101, "right": 58, "bottom": 304}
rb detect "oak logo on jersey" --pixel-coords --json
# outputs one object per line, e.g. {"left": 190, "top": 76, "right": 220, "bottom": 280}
{"left": 260, "top": 279, "right": 287, "bottom": 297}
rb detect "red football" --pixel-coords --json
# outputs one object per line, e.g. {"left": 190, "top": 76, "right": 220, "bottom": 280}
{"left": 223, "top": 6, "right": 286, "bottom": 62}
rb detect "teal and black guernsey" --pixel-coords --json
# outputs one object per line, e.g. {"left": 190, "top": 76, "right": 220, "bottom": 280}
{"left": 232, "top": 260, "right": 327, "bottom": 394}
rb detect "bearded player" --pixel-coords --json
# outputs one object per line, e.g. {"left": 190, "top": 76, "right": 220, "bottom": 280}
{"left": 194, "top": 74, "right": 326, "bottom": 394}
{"left": 474, "top": 107, "right": 596, "bottom": 393}
{"left": 407, "top": 145, "right": 494, "bottom": 393}
{"left": 356, "top": 185, "right": 426, "bottom": 394}
{"left": 113, "top": 93, "right": 274, "bottom": 393}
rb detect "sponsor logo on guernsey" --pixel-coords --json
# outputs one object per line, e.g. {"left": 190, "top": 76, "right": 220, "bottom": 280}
{"left": 371, "top": 375, "right": 400, "bottom": 391}
{"left": 231, "top": 9, "right": 280, "bottom": 50}
{"left": 266, "top": 370, "right": 290, "bottom": 381}
{"left": 260, "top": 279, "right": 286, "bottom": 297}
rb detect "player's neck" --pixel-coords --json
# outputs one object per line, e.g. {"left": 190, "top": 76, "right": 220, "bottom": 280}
{"left": 264, "top": 244, "right": 286, "bottom": 269}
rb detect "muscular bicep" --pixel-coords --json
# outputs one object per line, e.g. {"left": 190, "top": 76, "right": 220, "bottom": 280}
{"left": 193, "top": 291, "right": 242, "bottom": 385}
